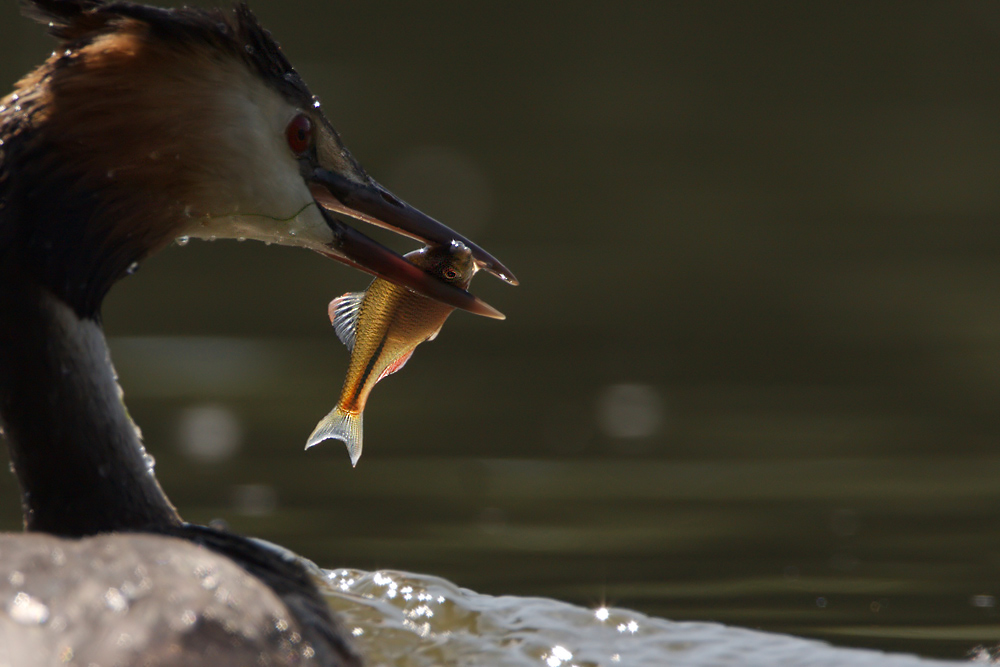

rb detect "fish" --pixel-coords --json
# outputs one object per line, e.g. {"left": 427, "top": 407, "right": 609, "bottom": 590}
{"left": 306, "top": 240, "right": 482, "bottom": 465}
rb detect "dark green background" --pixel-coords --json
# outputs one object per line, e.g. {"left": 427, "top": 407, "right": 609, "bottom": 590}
{"left": 3, "top": 1, "right": 1000, "bottom": 659}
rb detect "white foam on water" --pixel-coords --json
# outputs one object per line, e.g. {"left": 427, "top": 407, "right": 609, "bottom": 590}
{"left": 319, "top": 568, "right": 962, "bottom": 667}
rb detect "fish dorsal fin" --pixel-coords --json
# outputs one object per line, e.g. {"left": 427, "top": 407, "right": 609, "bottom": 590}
{"left": 328, "top": 292, "right": 365, "bottom": 351}
{"left": 377, "top": 349, "right": 414, "bottom": 382}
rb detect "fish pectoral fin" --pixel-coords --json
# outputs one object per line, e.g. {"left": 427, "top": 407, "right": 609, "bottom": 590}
{"left": 377, "top": 349, "right": 415, "bottom": 382}
{"left": 328, "top": 292, "right": 365, "bottom": 351}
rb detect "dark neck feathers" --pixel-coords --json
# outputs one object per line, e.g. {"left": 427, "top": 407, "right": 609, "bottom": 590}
{"left": 0, "top": 278, "right": 180, "bottom": 534}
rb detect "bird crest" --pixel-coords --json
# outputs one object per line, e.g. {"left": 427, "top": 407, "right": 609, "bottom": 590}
{"left": 21, "top": 0, "right": 315, "bottom": 109}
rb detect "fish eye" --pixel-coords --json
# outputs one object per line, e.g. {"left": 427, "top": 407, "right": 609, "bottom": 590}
{"left": 286, "top": 113, "right": 313, "bottom": 156}
{"left": 443, "top": 268, "right": 459, "bottom": 280}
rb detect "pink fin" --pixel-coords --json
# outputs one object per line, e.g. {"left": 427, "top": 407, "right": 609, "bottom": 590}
{"left": 377, "top": 350, "right": 414, "bottom": 382}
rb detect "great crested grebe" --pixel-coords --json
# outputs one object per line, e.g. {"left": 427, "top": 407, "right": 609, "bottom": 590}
{"left": 0, "top": 0, "right": 515, "bottom": 663}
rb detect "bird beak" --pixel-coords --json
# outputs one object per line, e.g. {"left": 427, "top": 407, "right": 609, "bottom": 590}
{"left": 308, "top": 169, "right": 517, "bottom": 320}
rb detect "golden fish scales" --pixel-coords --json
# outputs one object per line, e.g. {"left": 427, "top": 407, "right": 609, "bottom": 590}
{"left": 339, "top": 279, "right": 455, "bottom": 414}
{"left": 307, "top": 242, "right": 482, "bottom": 465}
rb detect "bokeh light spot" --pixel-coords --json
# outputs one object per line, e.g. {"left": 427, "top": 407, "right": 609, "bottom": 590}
{"left": 231, "top": 484, "right": 277, "bottom": 516}
{"left": 597, "top": 384, "right": 664, "bottom": 439}
{"left": 177, "top": 405, "right": 242, "bottom": 463}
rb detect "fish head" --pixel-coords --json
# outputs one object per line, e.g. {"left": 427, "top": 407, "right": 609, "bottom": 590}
{"left": 405, "top": 241, "right": 479, "bottom": 290}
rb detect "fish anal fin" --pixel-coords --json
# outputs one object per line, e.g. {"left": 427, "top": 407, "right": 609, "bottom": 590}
{"left": 328, "top": 292, "right": 365, "bottom": 351}
{"left": 377, "top": 350, "right": 414, "bottom": 382}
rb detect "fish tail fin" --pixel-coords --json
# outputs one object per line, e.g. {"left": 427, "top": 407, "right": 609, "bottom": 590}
{"left": 306, "top": 407, "right": 364, "bottom": 467}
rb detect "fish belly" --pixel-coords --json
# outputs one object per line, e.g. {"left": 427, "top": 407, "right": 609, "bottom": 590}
{"left": 339, "top": 285, "right": 452, "bottom": 413}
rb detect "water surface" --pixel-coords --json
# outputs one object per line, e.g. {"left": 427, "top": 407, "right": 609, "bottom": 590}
{"left": 2, "top": 1, "right": 1000, "bottom": 662}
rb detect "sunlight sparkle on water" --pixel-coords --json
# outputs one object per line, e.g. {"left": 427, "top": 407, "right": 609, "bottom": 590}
{"left": 372, "top": 572, "right": 395, "bottom": 586}
{"left": 617, "top": 620, "right": 639, "bottom": 634}
{"left": 8, "top": 592, "right": 49, "bottom": 625}
{"left": 406, "top": 604, "right": 434, "bottom": 619}
{"left": 318, "top": 567, "right": 944, "bottom": 667}
{"left": 544, "top": 645, "right": 574, "bottom": 667}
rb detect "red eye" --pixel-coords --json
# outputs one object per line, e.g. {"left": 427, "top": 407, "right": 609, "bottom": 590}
{"left": 286, "top": 114, "right": 312, "bottom": 155}
{"left": 444, "top": 268, "right": 459, "bottom": 280}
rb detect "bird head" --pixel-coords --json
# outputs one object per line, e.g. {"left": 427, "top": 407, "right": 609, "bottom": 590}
{"left": 0, "top": 0, "right": 515, "bottom": 318}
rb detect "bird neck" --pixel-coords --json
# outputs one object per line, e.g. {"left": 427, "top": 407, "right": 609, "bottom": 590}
{"left": 0, "top": 65, "right": 186, "bottom": 534}
{"left": 0, "top": 276, "right": 180, "bottom": 535}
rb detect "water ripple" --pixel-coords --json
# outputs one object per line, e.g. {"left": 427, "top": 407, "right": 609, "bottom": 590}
{"left": 320, "top": 568, "right": 959, "bottom": 667}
